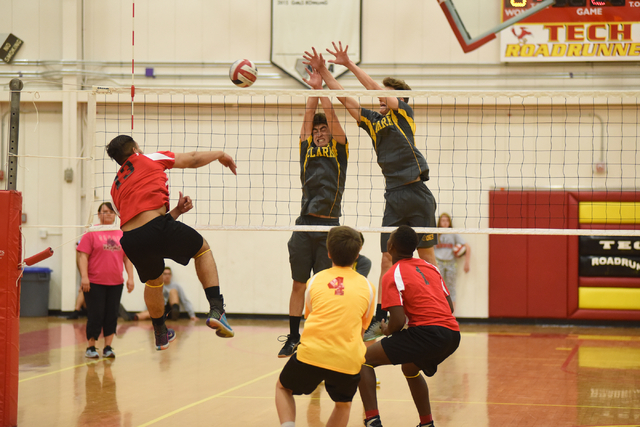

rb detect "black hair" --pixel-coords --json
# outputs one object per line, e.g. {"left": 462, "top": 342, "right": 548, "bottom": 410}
{"left": 97, "top": 202, "right": 114, "bottom": 213}
{"left": 327, "top": 226, "right": 362, "bottom": 267}
{"left": 312, "top": 113, "right": 328, "bottom": 128}
{"left": 392, "top": 225, "right": 418, "bottom": 257}
{"left": 106, "top": 135, "right": 137, "bottom": 165}
{"left": 383, "top": 77, "right": 411, "bottom": 103}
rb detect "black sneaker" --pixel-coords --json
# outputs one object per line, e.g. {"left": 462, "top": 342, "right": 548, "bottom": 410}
{"left": 417, "top": 423, "right": 434, "bottom": 427}
{"left": 85, "top": 346, "right": 99, "bottom": 359}
{"left": 118, "top": 304, "right": 132, "bottom": 321}
{"left": 206, "top": 295, "right": 234, "bottom": 338}
{"left": 67, "top": 310, "right": 81, "bottom": 320}
{"left": 170, "top": 304, "right": 180, "bottom": 321}
{"left": 277, "top": 334, "right": 300, "bottom": 358}
{"left": 153, "top": 324, "right": 176, "bottom": 351}
{"left": 364, "top": 415, "right": 383, "bottom": 427}
{"left": 103, "top": 345, "right": 116, "bottom": 358}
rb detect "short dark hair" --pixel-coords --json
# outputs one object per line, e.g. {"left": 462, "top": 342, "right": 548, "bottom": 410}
{"left": 327, "top": 226, "right": 362, "bottom": 267}
{"left": 97, "top": 202, "right": 114, "bottom": 213}
{"left": 163, "top": 267, "right": 172, "bottom": 273}
{"left": 312, "top": 113, "right": 327, "bottom": 128}
{"left": 383, "top": 77, "right": 411, "bottom": 103}
{"left": 106, "top": 135, "right": 137, "bottom": 165}
{"left": 392, "top": 225, "right": 418, "bottom": 255}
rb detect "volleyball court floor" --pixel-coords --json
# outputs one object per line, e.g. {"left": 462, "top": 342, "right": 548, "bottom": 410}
{"left": 18, "top": 317, "right": 640, "bottom": 426}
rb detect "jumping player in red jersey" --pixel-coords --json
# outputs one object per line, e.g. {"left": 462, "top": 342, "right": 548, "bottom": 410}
{"left": 359, "top": 225, "right": 460, "bottom": 427}
{"left": 106, "top": 135, "right": 237, "bottom": 350}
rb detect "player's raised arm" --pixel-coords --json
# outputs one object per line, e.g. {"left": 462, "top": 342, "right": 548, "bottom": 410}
{"left": 174, "top": 151, "right": 237, "bottom": 175}
{"left": 300, "top": 68, "right": 321, "bottom": 141}
{"left": 326, "top": 41, "right": 399, "bottom": 113}
{"left": 303, "top": 47, "right": 361, "bottom": 122}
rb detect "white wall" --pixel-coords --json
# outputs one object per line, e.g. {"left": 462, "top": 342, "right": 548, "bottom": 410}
{"left": 1, "top": 0, "right": 639, "bottom": 318}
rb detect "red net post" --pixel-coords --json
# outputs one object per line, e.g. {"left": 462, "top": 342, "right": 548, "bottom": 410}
{"left": 0, "top": 190, "right": 22, "bottom": 426}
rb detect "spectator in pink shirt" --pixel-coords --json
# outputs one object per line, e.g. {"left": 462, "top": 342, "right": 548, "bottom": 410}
{"left": 77, "top": 202, "right": 134, "bottom": 359}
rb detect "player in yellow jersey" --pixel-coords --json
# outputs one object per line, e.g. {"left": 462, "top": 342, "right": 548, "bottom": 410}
{"left": 276, "top": 226, "right": 376, "bottom": 427}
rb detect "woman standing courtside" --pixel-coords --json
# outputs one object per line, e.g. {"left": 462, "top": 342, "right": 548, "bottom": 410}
{"left": 434, "top": 213, "right": 470, "bottom": 310}
{"left": 77, "top": 202, "right": 134, "bottom": 359}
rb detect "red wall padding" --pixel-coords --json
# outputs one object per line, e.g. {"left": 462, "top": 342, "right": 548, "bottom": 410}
{"left": 489, "top": 190, "right": 569, "bottom": 318}
{"left": 489, "top": 190, "right": 640, "bottom": 320}
{"left": 0, "top": 191, "right": 22, "bottom": 427}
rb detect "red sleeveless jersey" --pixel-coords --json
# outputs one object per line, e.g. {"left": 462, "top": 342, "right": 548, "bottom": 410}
{"left": 110, "top": 151, "right": 175, "bottom": 226}
{"left": 382, "top": 258, "right": 459, "bottom": 331}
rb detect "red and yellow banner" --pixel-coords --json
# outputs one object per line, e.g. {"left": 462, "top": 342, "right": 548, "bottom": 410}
{"left": 500, "top": 1, "right": 640, "bottom": 61}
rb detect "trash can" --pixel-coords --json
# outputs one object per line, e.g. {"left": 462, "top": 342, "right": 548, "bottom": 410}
{"left": 20, "top": 267, "right": 52, "bottom": 317}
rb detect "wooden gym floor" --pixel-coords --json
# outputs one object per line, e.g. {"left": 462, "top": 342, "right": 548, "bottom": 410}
{"left": 18, "top": 317, "right": 640, "bottom": 426}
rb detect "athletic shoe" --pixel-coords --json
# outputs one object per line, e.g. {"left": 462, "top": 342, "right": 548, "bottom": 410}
{"left": 364, "top": 415, "right": 383, "bottom": 427}
{"left": 154, "top": 324, "right": 177, "bottom": 351}
{"left": 363, "top": 319, "right": 383, "bottom": 342}
{"left": 118, "top": 304, "right": 132, "bottom": 321}
{"left": 277, "top": 334, "right": 300, "bottom": 358}
{"left": 170, "top": 304, "right": 180, "bottom": 321}
{"left": 85, "top": 346, "right": 99, "bottom": 359}
{"left": 103, "top": 345, "right": 116, "bottom": 358}
{"left": 206, "top": 295, "right": 234, "bottom": 338}
{"left": 67, "top": 310, "right": 81, "bottom": 320}
{"left": 416, "top": 423, "right": 435, "bottom": 427}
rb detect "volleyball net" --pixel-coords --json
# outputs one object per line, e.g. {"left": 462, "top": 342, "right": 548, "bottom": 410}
{"left": 89, "top": 87, "right": 640, "bottom": 237}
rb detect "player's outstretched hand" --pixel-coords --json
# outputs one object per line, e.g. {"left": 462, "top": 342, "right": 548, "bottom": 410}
{"left": 219, "top": 153, "right": 237, "bottom": 175}
{"left": 303, "top": 47, "right": 326, "bottom": 72}
{"left": 302, "top": 67, "right": 323, "bottom": 90}
{"left": 326, "top": 41, "right": 350, "bottom": 67}
{"left": 176, "top": 191, "right": 193, "bottom": 214}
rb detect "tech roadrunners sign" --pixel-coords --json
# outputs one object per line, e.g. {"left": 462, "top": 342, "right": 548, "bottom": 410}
{"left": 500, "top": 1, "right": 640, "bottom": 62}
{"left": 579, "top": 236, "right": 640, "bottom": 277}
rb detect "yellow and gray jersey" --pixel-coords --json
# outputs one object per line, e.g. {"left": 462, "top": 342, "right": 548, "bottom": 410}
{"left": 299, "top": 135, "right": 348, "bottom": 217}
{"left": 359, "top": 99, "right": 429, "bottom": 190}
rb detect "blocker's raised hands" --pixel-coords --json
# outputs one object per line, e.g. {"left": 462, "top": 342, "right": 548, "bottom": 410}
{"left": 302, "top": 67, "right": 323, "bottom": 90}
{"left": 326, "top": 41, "right": 351, "bottom": 67}
{"left": 303, "top": 47, "right": 327, "bottom": 72}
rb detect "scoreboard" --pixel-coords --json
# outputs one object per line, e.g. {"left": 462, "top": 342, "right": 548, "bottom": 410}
{"left": 500, "top": 0, "right": 640, "bottom": 61}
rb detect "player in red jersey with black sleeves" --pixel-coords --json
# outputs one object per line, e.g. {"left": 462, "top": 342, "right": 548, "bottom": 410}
{"left": 359, "top": 225, "right": 460, "bottom": 427}
{"left": 107, "top": 135, "right": 237, "bottom": 351}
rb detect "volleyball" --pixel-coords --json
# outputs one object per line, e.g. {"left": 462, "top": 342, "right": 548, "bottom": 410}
{"left": 229, "top": 59, "right": 258, "bottom": 87}
{"left": 453, "top": 243, "right": 466, "bottom": 258}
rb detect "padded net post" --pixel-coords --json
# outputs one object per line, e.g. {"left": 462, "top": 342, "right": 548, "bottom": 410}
{"left": 0, "top": 191, "right": 22, "bottom": 427}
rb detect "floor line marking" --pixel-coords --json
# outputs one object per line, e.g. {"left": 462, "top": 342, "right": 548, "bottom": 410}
{"left": 136, "top": 368, "right": 282, "bottom": 427}
{"left": 19, "top": 348, "right": 145, "bottom": 383}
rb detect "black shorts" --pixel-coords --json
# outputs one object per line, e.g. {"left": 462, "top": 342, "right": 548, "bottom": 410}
{"left": 381, "top": 181, "right": 437, "bottom": 252}
{"left": 279, "top": 354, "right": 361, "bottom": 403}
{"left": 288, "top": 215, "right": 339, "bottom": 283}
{"left": 120, "top": 214, "right": 203, "bottom": 283}
{"left": 380, "top": 325, "right": 460, "bottom": 377}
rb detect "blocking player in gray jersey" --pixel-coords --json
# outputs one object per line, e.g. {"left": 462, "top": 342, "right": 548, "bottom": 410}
{"left": 278, "top": 67, "right": 349, "bottom": 358}
{"left": 304, "top": 42, "right": 439, "bottom": 341}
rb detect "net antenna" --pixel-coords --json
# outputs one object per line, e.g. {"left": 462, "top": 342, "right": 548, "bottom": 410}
{"left": 438, "top": 0, "right": 555, "bottom": 53}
